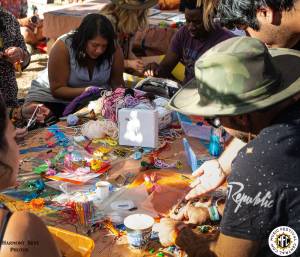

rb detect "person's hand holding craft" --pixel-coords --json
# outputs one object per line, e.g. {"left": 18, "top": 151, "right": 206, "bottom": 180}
{"left": 126, "top": 58, "right": 145, "bottom": 73}
{"left": 22, "top": 103, "right": 51, "bottom": 123}
{"left": 3, "top": 47, "right": 24, "bottom": 64}
{"left": 15, "top": 127, "right": 28, "bottom": 140}
{"left": 144, "top": 62, "right": 159, "bottom": 77}
{"left": 186, "top": 159, "right": 226, "bottom": 200}
{"left": 170, "top": 199, "right": 211, "bottom": 225}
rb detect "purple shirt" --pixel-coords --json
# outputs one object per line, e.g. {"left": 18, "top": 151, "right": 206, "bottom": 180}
{"left": 171, "top": 25, "right": 234, "bottom": 84}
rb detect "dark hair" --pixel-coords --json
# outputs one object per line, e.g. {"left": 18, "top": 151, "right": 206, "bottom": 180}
{"left": 217, "top": 0, "right": 296, "bottom": 30}
{"left": 180, "top": 0, "right": 202, "bottom": 10}
{"left": 69, "top": 13, "right": 116, "bottom": 67}
{"left": 179, "top": 0, "right": 217, "bottom": 31}
{"left": 0, "top": 94, "right": 8, "bottom": 151}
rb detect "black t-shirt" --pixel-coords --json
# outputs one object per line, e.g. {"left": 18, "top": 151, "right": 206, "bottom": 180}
{"left": 220, "top": 102, "right": 300, "bottom": 257}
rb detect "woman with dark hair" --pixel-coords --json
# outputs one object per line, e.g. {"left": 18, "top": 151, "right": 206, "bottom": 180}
{"left": 22, "top": 13, "right": 125, "bottom": 120}
{"left": 0, "top": 94, "right": 61, "bottom": 257}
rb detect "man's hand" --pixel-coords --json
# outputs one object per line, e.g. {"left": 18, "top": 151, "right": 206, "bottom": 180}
{"left": 186, "top": 159, "right": 226, "bottom": 200}
{"left": 126, "top": 59, "right": 145, "bottom": 73}
{"left": 144, "top": 62, "right": 159, "bottom": 77}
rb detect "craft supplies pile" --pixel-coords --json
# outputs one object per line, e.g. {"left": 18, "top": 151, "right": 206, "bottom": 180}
{"left": 3, "top": 78, "right": 226, "bottom": 257}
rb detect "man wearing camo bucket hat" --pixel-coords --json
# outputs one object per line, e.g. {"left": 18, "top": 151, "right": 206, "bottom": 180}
{"left": 157, "top": 37, "right": 300, "bottom": 257}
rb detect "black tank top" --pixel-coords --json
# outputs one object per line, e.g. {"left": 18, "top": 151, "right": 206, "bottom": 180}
{"left": 0, "top": 203, "right": 12, "bottom": 247}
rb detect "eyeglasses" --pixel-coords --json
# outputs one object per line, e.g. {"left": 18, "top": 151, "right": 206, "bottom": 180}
{"left": 205, "top": 117, "right": 221, "bottom": 129}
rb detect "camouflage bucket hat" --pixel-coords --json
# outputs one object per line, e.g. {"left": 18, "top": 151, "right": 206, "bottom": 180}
{"left": 168, "top": 37, "right": 300, "bottom": 117}
{"left": 110, "top": 0, "right": 158, "bottom": 10}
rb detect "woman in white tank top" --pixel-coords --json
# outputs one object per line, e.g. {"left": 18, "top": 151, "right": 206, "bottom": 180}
{"left": 22, "top": 13, "right": 125, "bottom": 121}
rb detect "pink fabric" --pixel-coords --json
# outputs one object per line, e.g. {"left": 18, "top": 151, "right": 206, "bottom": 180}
{"left": 101, "top": 88, "right": 146, "bottom": 122}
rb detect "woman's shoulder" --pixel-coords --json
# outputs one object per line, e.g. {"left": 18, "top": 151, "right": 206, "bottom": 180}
{"left": 1, "top": 211, "right": 59, "bottom": 257}
{"left": 50, "top": 34, "right": 70, "bottom": 58}
{"left": 57, "top": 31, "right": 75, "bottom": 44}
{"left": 1, "top": 211, "right": 48, "bottom": 242}
{"left": 5, "top": 211, "right": 46, "bottom": 232}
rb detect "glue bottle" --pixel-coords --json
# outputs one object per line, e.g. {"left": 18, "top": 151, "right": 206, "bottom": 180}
{"left": 208, "top": 127, "right": 223, "bottom": 157}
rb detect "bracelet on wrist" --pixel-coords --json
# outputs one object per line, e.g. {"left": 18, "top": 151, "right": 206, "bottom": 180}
{"left": 208, "top": 205, "right": 220, "bottom": 222}
{"left": 216, "top": 159, "right": 227, "bottom": 178}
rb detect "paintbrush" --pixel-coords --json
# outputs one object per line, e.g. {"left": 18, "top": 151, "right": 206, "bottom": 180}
{"left": 26, "top": 104, "right": 42, "bottom": 129}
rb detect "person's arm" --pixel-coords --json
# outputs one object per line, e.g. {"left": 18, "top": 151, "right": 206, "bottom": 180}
{"left": 110, "top": 45, "right": 125, "bottom": 89}
{"left": 143, "top": 49, "right": 179, "bottom": 78}
{"left": 157, "top": 48, "right": 180, "bottom": 78}
{"left": 5, "top": 16, "right": 30, "bottom": 69}
{"left": 186, "top": 137, "right": 246, "bottom": 200}
{"left": 48, "top": 39, "right": 86, "bottom": 99}
{"left": 158, "top": 218, "right": 260, "bottom": 257}
{"left": 155, "top": 27, "right": 183, "bottom": 78}
{"left": 176, "top": 229, "right": 260, "bottom": 257}
{"left": 144, "top": 28, "right": 182, "bottom": 78}
{"left": 123, "top": 36, "right": 145, "bottom": 73}
{"left": 218, "top": 137, "right": 246, "bottom": 175}
{"left": 1, "top": 211, "right": 60, "bottom": 257}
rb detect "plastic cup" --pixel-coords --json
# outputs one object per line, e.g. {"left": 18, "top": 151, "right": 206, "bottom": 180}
{"left": 124, "top": 214, "right": 154, "bottom": 249}
{"left": 95, "top": 181, "right": 110, "bottom": 200}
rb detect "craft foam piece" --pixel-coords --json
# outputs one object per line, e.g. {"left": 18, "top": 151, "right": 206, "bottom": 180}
{"left": 118, "top": 108, "right": 159, "bottom": 148}
{"left": 183, "top": 138, "right": 201, "bottom": 172}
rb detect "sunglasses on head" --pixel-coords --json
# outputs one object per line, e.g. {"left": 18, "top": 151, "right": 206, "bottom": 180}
{"left": 205, "top": 117, "right": 221, "bottom": 129}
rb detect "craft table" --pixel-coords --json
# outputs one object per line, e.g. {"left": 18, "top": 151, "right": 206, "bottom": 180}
{"left": 43, "top": 0, "right": 180, "bottom": 54}
{"left": 3, "top": 123, "right": 214, "bottom": 257}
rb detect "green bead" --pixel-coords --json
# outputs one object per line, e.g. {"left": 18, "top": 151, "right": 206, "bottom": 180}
{"left": 199, "top": 225, "right": 209, "bottom": 233}
{"left": 33, "top": 163, "right": 49, "bottom": 174}
{"left": 149, "top": 248, "right": 155, "bottom": 253}
{"left": 156, "top": 252, "right": 164, "bottom": 257}
{"left": 141, "top": 161, "right": 149, "bottom": 167}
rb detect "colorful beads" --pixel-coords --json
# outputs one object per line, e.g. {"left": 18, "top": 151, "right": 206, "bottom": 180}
{"left": 133, "top": 151, "right": 142, "bottom": 160}
{"left": 149, "top": 248, "right": 155, "bottom": 254}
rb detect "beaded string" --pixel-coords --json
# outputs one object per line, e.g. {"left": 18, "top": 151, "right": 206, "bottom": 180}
{"left": 101, "top": 88, "right": 153, "bottom": 122}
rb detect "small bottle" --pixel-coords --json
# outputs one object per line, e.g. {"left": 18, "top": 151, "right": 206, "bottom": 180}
{"left": 209, "top": 127, "right": 223, "bottom": 157}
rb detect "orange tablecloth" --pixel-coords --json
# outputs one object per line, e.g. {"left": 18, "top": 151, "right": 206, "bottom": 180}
{"left": 43, "top": 0, "right": 109, "bottom": 39}
{"left": 43, "top": 0, "right": 179, "bottom": 55}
